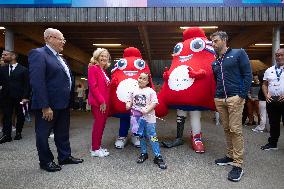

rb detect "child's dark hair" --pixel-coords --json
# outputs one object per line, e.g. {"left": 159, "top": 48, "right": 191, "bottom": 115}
{"left": 140, "top": 72, "right": 152, "bottom": 87}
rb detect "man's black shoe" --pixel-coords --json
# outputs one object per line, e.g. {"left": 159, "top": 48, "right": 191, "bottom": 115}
{"left": 14, "top": 133, "right": 22, "bottom": 140}
{"left": 40, "top": 162, "right": 61, "bottom": 172}
{"left": 215, "top": 156, "right": 234, "bottom": 166}
{"left": 0, "top": 135, "right": 12, "bottom": 144}
{"left": 59, "top": 156, "right": 84, "bottom": 165}
{"left": 228, "top": 166, "right": 244, "bottom": 182}
{"left": 261, "top": 143, "right": 278, "bottom": 151}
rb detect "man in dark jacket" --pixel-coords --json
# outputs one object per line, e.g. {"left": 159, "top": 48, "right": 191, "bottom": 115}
{"left": 28, "top": 28, "right": 83, "bottom": 172}
{"left": 211, "top": 31, "right": 252, "bottom": 182}
{"left": 0, "top": 50, "right": 30, "bottom": 143}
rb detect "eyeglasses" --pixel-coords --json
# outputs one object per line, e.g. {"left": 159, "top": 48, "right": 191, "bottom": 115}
{"left": 48, "top": 36, "right": 66, "bottom": 43}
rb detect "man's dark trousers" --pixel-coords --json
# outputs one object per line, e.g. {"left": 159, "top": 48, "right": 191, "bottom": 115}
{"left": 34, "top": 108, "right": 71, "bottom": 165}
{"left": 266, "top": 100, "right": 284, "bottom": 146}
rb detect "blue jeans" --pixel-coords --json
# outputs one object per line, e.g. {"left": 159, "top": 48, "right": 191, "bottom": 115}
{"left": 137, "top": 119, "right": 160, "bottom": 156}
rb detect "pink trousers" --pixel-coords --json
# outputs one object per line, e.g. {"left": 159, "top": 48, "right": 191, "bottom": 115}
{"left": 91, "top": 106, "right": 108, "bottom": 151}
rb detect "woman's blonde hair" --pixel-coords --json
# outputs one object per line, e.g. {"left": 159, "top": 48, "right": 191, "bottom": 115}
{"left": 89, "top": 48, "right": 111, "bottom": 69}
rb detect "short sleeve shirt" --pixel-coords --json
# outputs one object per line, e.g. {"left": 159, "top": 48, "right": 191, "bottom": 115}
{"left": 129, "top": 87, "right": 158, "bottom": 123}
{"left": 263, "top": 65, "right": 284, "bottom": 96}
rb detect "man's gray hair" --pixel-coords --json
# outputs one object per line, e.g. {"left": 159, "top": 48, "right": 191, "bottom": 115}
{"left": 210, "top": 31, "right": 228, "bottom": 42}
{"left": 44, "top": 28, "right": 61, "bottom": 38}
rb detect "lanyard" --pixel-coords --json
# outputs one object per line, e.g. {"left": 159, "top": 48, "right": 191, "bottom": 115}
{"left": 275, "top": 65, "right": 283, "bottom": 82}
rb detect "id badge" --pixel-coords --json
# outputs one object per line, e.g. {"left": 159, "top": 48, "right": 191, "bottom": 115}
{"left": 273, "top": 82, "right": 280, "bottom": 86}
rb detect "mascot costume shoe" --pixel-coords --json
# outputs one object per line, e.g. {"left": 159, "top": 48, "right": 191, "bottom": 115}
{"left": 110, "top": 47, "right": 154, "bottom": 149}
{"left": 155, "top": 27, "right": 216, "bottom": 153}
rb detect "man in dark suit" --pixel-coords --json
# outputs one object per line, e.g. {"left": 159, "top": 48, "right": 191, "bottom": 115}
{"left": 0, "top": 50, "right": 29, "bottom": 144}
{"left": 28, "top": 28, "right": 83, "bottom": 172}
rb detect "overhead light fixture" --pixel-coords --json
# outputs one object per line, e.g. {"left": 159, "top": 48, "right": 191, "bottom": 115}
{"left": 254, "top": 43, "right": 284, "bottom": 46}
{"left": 81, "top": 77, "right": 87, "bottom": 80}
{"left": 180, "top": 26, "right": 218, "bottom": 30}
{"left": 93, "top": 44, "right": 122, "bottom": 46}
{"left": 0, "top": 26, "right": 5, "bottom": 30}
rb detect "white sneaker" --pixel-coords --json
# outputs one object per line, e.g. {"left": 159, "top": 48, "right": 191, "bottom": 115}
{"left": 131, "top": 135, "right": 140, "bottom": 148}
{"left": 89, "top": 147, "right": 108, "bottom": 153}
{"left": 115, "top": 137, "right": 127, "bottom": 149}
{"left": 90, "top": 149, "right": 110, "bottom": 157}
{"left": 252, "top": 125, "right": 264, "bottom": 133}
{"left": 100, "top": 147, "right": 109, "bottom": 152}
{"left": 12, "top": 126, "right": 16, "bottom": 132}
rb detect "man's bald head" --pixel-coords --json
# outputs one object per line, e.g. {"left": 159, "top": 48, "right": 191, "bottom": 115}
{"left": 275, "top": 48, "right": 284, "bottom": 66}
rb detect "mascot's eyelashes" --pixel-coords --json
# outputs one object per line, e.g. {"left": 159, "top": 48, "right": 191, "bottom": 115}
{"left": 190, "top": 38, "right": 205, "bottom": 52}
{"left": 172, "top": 43, "right": 183, "bottom": 56}
{"left": 117, "top": 59, "right": 127, "bottom": 70}
{"left": 134, "top": 59, "right": 146, "bottom": 70}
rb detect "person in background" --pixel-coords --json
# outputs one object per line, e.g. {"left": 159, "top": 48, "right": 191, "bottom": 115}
{"left": 211, "top": 31, "right": 252, "bottom": 182}
{"left": 261, "top": 48, "right": 284, "bottom": 150}
{"left": 76, "top": 84, "right": 85, "bottom": 111}
{"left": 252, "top": 70, "right": 270, "bottom": 132}
{"left": 0, "top": 57, "right": 4, "bottom": 133}
{"left": 246, "top": 74, "right": 261, "bottom": 126}
{"left": 0, "top": 50, "right": 29, "bottom": 143}
{"left": 85, "top": 87, "right": 91, "bottom": 112}
{"left": 28, "top": 28, "right": 83, "bottom": 172}
{"left": 88, "top": 48, "right": 111, "bottom": 157}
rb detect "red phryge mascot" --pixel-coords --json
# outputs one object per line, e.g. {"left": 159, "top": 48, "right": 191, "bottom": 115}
{"left": 110, "top": 47, "right": 154, "bottom": 149}
{"left": 156, "top": 27, "right": 216, "bottom": 153}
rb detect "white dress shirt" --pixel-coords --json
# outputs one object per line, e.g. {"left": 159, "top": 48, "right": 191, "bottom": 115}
{"left": 46, "top": 45, "right": 72, "bottom": 89}
{"left": 263, "top": 65, "right": 284, "bottom": 96}
{"left": 9, "top": 63, "right": 18, "bottom": 76}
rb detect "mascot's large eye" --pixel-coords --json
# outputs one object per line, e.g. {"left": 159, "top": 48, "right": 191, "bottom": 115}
{"left": 117, "top": 59, "right": 127, "bottom": 70}
{"left": 172, "top": 43, "right": 183, "bottom": 56}
{"left": 190, "top": 38, "right": 205, "bottom": 52}
{"left": 134, "top": 59, "right": 145, "bottom": 70}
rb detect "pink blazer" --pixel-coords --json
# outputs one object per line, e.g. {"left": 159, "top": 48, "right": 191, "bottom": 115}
{"left": 88, "top": 65, "right": 110, "bottom": 107}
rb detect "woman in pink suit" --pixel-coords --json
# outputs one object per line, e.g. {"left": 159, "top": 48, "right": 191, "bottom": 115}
{"left": 88, "top": 48, "right": 111, "bottom": 157}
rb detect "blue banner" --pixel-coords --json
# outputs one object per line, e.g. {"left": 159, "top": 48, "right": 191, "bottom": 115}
{"left": 0, "top": 0, "right": 283, "bottom": 7}
{"left": 148, "top": 0, "right": 283, "bottom": 6}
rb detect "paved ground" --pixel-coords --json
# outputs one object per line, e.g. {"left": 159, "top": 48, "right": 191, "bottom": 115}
{"left": 0, "top": 110, "right": 283, "bottom": 189}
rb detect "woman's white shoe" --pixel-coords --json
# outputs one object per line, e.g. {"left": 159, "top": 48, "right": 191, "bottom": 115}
{"left": 99, "top": 147, "right": 109, "bottom": 152}
{"left": 90, "top": 149, "right": 110, "bottom": 157}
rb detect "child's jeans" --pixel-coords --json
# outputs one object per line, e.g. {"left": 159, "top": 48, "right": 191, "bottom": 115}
{"left": 137, "top": 119, "right": 161, "bottom": 156}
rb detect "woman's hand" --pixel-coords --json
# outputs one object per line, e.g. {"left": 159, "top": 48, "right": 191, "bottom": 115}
{"left": 100, "top": 103, "right": 107, "bottom": 113}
